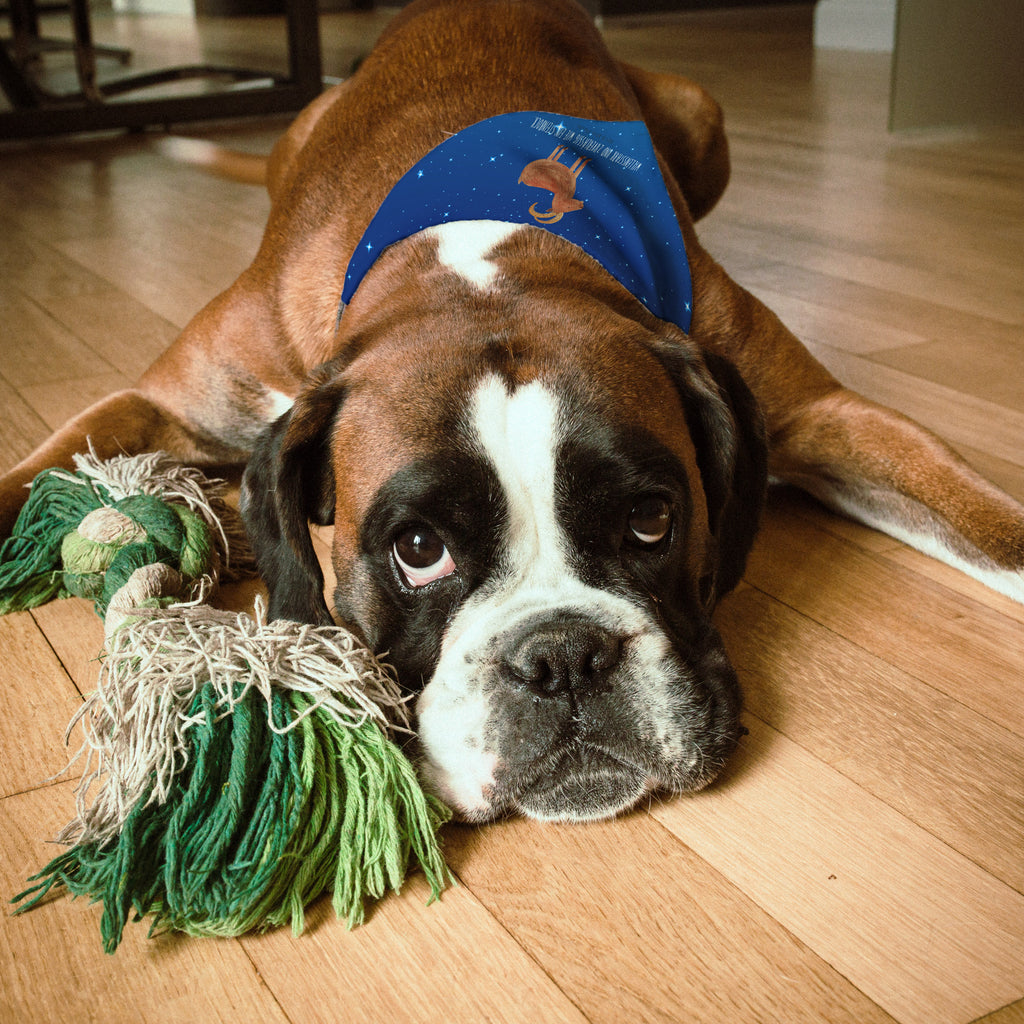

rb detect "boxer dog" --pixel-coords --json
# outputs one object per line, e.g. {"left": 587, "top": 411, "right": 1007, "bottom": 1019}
{"left": 2, "top": 0, "right": 1022, "bottom": 823}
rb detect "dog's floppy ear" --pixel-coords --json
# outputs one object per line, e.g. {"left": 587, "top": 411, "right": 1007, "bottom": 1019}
{"left": 651, "top": 341, "right": 768, "bottom": 606}
{"left": 240, "top": 361, "right": 345, "bottom": 625}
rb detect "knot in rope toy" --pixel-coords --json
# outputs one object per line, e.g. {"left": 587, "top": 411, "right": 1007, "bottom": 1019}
{"left": 2, "top": 448, "right": 450, "bottom": 953}
{"left": 62, "top": 494, "right": 210, "bottom": 602}
{"left": 0, "top": 448, "right": 243, "bottom": 619}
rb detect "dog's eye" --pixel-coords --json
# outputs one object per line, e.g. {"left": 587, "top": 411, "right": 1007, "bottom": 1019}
{"left": 393, "top": 527, "right": 456, "bottom": 587}
{"left": 626, "top": 496, "right": 672, "bottom": 547}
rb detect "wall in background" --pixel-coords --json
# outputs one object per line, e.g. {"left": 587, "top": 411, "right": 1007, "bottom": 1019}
{"left": 889, "top": 0, "right": 1024, "bottom": 130}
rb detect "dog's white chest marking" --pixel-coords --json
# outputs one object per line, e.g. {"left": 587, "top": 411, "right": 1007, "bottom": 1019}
{"left": 425, "top": 220, "right": 524, "bottom": 292}
{"left": 264, "top": 390, "right": 295, "bottom": 422}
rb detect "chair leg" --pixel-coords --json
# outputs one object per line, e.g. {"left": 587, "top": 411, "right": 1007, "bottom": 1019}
{"left": 67, "top": 0, "right": 101, "bottom": 102}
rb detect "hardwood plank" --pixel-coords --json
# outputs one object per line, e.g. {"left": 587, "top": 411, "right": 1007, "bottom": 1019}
{"left": 30, "top": 598, "right": 106, "bottom": 696}
{"left": 19, "top": 373, "right": 132, "bottom": 431}
{"left": 0, "top": 613, "right": 84, "bottom": 797}
{"left": 715, "top": 586, "right": 1024, "bottom": 890}
{"left": 55, "top": 222, "right": 254, "bottom": 332}
{"left": 871, "top": 337, "right": 1024, "bottom": 412}
{"left": 724, "top": 261, "right": 1024, "bottom": 363}
{"left": 716, "top": 158, "right": 1023, "bottom": 281}
{"left": 652, "top": 717, "right": 1024, "bottom": 1024}
{"left": 0, "top": 137, "right": 267, "bottom": 252}
{"left": 766, "top": 485, "right": 905, "bottom": 554}
{"left": 0, "top": 216, "right": 178, "bottom": 377}
{"left": 742, "top": 282, "right": 931, "bottom": 355}
{"left": 742, "top": 504, "right": 1024, "bottom": 735}
{"left": 707, "top": 129, "right": 1024, "bottom": 311}
{"left": 444, "top": 815, "right": 895, "bottom": 1024}
{"left": 0, "top": 147, "right": 266, "bottom": 331}
{"left": 701, "top": 217, "right": 1021, "bottom": 328}
{"left": 883, "top": 139, "right": 1024, "bottom": 213}
{"left": 0, "top": 376, "right": 49, "bottom": 472}
{"left": 1, "top": 782, "right": 291, "bottom": 1024}
{"left": 241, "top": 874, "right": 590, "bottom": 1024}
{"left": 948, "top": 444, "right": 1024, "bottom": 504}
{"left": 879, "top": 543, "right": 1024, "bottom": 625}
{"left": 0, "top": 288, "right": 114, "bottom": 390}
{"left": 973, "top": 1001, "right": 1024, "bottom": 1024}
{"left": 801, "top": 340, "right": 1024, "bottom": 469}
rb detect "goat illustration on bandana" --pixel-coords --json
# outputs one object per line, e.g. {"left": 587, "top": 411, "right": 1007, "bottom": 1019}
{"left": 519, "top": 145, "right": 591, "bottom": 223}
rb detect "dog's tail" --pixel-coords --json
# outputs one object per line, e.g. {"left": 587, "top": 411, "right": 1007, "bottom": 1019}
{"left": 153, "top": 136, "right": 268, "bottom": 186}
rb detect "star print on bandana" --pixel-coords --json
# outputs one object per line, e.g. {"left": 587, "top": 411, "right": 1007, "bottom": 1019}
{"left": 341, "top": 112, "right": 693, "bottom": 334}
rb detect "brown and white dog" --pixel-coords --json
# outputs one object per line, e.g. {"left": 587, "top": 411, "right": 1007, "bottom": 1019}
{"left": 2, "top": 0, "right": 1022, "bottom": 822}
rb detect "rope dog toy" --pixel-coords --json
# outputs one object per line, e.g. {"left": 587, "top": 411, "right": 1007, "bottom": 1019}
{"left": 1, "top": 449, "right": 450, "bottom": 953}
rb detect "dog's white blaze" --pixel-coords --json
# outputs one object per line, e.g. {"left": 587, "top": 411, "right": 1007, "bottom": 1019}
{"left": 470, "top": 376, "right": 566, "bottom": 581}
{"left": 416, "top": 376, "right": 568, "bottom": 816}
{"left": 424, "top": 220, "right": 523, "bottom": 291}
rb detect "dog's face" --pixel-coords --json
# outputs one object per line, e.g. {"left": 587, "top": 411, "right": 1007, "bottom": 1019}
{"left": 241, "top": 299, "right": 766, "bottom": 822}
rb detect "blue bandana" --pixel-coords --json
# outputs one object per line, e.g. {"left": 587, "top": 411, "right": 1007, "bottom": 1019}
{"left": 341, "top": 112, "right": 693, "bottom": 333}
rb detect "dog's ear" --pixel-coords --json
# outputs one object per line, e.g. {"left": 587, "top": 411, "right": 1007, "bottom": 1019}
{"left": 651, "top": 341, "right": 768, "bottom": 606}
{"left": 240, "top": 361, "right": 345, "bottom": 625}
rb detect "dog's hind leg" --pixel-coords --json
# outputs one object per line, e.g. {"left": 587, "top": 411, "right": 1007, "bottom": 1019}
{"left": 621, "top": 63, "right": 731, "bottom": 222}
{"left": 0, "top": 275, "right": 292, "bottom": 539}
{"left": 768, "top": 386, "right": 1024, "bottom": 602}
{"left": 0, "top": 388, "right": 242, "bottom": 539}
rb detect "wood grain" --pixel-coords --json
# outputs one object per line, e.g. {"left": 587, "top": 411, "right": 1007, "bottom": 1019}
{"left": 444, "top": 813, "right": 897, "bottom": 1024}
{"left": 973, "top": 1002, "right": 1024, "bottom": 1024}
{"left": 800, "top": 341, "right": 1024, "bottom": 468}
{"left": 240, "top": 876, "right": 590, "bottom": 1024}
{"left": 0, "top": 614, "right": 84, "bottom": 797}
{"left": 1, "top": 783, "right": 293, "bottom": 1024}
{"left": 652, "top": 718, "right": 1024, "bottom": 1024}
{"left": 742, "top": 505, "right": 1024, "bottom": 733}
{"left": 30, "top": 597, "right": 106, "bottom": 695}
{"left": 0, "top": 376, "right": 49, "bottom": 467}
{"left": 716, "top": 585, "right": 1024, "bottom": 890}
{"left": 0, "top": 217, "right": 178, "bottom": 376}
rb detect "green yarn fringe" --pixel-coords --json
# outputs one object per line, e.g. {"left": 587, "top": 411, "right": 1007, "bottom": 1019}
{"left": 14, "top": 688, "right": 450, "bottom": 952}
{"left": 12, "top": 605, "right": 451, "bottom": 953}
{"left": 0, "top": 464, "right": 109, "bottom": 613}
{"left": 4, "top": 451, "right": 452, "bottom": 952}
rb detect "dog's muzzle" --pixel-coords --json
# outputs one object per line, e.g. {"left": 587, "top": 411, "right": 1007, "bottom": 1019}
{"left": 415, "top": 601, "right": 743, "bottom": 824}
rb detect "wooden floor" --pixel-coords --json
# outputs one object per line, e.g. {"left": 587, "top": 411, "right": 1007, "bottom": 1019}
{"left": 2, "top": 6, "right": 1023, "bottom": 1023}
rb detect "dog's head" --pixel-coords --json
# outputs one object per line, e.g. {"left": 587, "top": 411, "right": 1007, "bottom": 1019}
{"left": 241, "top": 298, "right": 766, "bottom": 822}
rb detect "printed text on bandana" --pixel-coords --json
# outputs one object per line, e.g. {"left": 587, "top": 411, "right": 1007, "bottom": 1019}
{"left": 530, "top": 117, "right": 643, "bottom": 171}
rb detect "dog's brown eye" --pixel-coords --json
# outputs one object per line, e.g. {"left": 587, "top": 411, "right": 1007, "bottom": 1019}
{"left": 393, "top": 527, "right": 456, "bottom": 587}
{"left": 627, "top": 496, "right": 672, "bottom": 547}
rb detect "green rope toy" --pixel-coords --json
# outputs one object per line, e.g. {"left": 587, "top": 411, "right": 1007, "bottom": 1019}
{"left": 1, "top": 449, "right": 450, "bottom": 953}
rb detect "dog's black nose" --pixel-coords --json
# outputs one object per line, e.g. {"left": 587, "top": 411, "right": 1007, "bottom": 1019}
{"left": 506, "top": 619, "right": 621, "bottom": 697}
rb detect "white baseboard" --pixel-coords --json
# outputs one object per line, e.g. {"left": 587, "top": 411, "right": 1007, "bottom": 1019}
{"left": 112, "top": 0, "right": 193, "bottom": 14}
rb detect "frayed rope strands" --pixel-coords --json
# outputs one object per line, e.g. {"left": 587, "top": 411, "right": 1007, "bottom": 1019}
{"left": 13, "top": 601, "right": 451, "bottom": 952}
